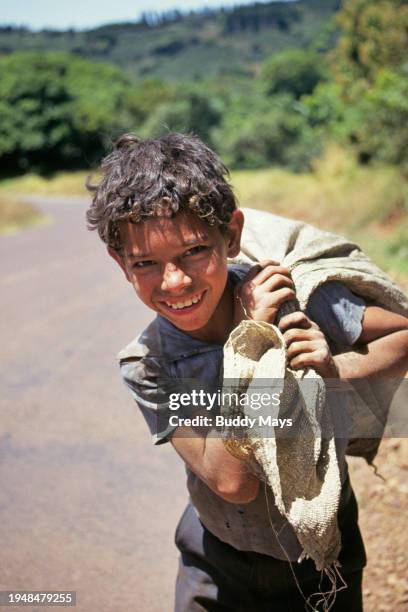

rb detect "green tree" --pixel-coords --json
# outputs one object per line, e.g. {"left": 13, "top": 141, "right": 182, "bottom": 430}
{"left": 353, "top": 68, "right": 408, "bottom": 170}
{"left": 0, "top": 52, "right": 142, "bottom": 174}
{"left": 325, "top": 0, "right": 408, "bottom": 169}
{"left": 333, "top": 0, "right": 408, "bottom": 93}
{"left": 141, "top": 87, "right": 222, "bottom": 146}
{"left": 213, "top": 94, "right": 320, "bottom": 170}
{"left": 260, "top": 49, "right": 327, "bottom": 100}
{"left": 302, "top": 81, "right": 364, "bottom": 144}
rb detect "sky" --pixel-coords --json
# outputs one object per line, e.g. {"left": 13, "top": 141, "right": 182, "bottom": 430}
{"left": 1, "top": 0, "right": 280, "bottom": 31}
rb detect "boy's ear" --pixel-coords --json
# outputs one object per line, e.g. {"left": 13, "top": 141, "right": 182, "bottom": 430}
{"left": 107, "top": 247, "right": 131, "bottom": 282}
{"left": 225, "top": 209, "right": 244, "bottom": 258}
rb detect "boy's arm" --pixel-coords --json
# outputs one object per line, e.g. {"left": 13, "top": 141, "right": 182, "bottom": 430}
{"left": 171, "top": 420, "right": 260, "bottom": 504}
{"left": 172, "top": 271, "right": 408, "bottom": 503}
{"left": 334, "top": 306, "right": 408, "bottom": 379}
{"left": 173, "top": 262, "right": 302, "bottom": 504}
{"left": 169, "top": 261, "right": 295, "bottom": 504}
{"left": 121, "top": 357, "right": 261, "bottom": 505}
{"left": 279, "top": 307, "right": 408, "bottom": 379}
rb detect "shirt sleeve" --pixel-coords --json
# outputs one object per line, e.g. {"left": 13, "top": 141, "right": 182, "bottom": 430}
{"left": 306, "top": 281, "right": 366, "bottom": 347}
{"left": 120, "top": 356, "right": 177, "bottom": 445}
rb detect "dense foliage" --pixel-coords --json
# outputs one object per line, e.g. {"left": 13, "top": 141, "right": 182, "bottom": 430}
{"left": 261, "top": 49, "right": 327, "bottom": 99}
{"left": 329, "top": 0, "right": 408, "bottom": 171}
{"left": 0, "top": 53, "right": 144, "bottom": 173}
{"left": 0, "top": 0, "right": 406, "bottom": 175}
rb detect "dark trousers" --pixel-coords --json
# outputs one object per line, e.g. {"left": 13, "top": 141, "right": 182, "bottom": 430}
{"left": 174, "top": 485, "right": 366, "bottom": 612}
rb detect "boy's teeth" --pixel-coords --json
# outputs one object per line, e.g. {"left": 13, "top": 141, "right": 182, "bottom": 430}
{"left": 166, "top": 293, "right": 202, "bottom": 309}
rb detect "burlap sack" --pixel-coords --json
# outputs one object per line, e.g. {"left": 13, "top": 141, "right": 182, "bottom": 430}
{"left": 222, "top": 319, "right": 341, "bottom": 571}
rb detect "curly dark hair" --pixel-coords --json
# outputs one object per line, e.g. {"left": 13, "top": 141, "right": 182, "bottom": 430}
{"left": 86, "top": 132, "right": 238, "bottom": 251}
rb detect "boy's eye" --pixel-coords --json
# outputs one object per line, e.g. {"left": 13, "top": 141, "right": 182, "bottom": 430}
{"left": 184, "top": 245, "right": 208, "bottom": 257}
{"left": 133, "top": 260, "right": 156, "bottom": 269}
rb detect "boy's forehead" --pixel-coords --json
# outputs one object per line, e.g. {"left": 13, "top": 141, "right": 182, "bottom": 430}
{"left": 120, "top": 212, "right": 220, "bottom": 257}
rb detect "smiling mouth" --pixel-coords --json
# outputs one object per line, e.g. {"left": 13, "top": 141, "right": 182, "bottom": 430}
{"left": 162, "top": 291, "right": 205, "bottom": 311}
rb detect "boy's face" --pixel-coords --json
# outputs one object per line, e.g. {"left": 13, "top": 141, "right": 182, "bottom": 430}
{"left": 109, "top": 209, "right": 244, "bottom": 343}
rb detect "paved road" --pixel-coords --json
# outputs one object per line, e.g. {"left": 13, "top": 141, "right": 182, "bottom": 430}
{"left": 0, "top": 198, "right": 187, "bottom": 611}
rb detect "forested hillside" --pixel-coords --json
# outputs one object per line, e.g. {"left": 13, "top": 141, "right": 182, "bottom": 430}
{"left": 0, "top": 0, "right": 339, "bottom": 80}
{"left": 1, "top": 0, "right": 407, "bottom": 282}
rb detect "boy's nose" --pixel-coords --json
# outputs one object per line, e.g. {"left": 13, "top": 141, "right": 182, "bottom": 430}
{"left": 161, "top": 262, "right": 193, "bottom": 293}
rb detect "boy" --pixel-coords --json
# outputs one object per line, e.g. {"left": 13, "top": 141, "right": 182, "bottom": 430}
{"left": 87, "top": 133, "right": 408, "bottom": 611}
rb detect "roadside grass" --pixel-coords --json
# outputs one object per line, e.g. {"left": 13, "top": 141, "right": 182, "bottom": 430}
{"left": 232, "top": 145, "right": 408, "bottom": 286}
{"left": 0, "top": 170, "right": 92, "bottom": 197}
{"left": 1, "top": 147, "right": 406, "bottom": 288}
{"left": 0, "top": 171, "right": 92, "bottom": 235}
{"left": 0, "top": 196, "right": 50, "bottom": 235}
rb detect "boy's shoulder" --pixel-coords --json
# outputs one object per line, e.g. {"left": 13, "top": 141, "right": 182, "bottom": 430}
{"left": 117, "top": 318, "right": 161, "bottom": 362}
{"left": 117, "top": 314, "right": 222, "bottom": 364}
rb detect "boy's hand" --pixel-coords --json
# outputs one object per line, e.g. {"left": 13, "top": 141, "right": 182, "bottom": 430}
{"left": 234, "top": 260, "right": 296, "bottom": 327}
{"left": 278, "top": 311, "right": 339, "bottom": 378}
